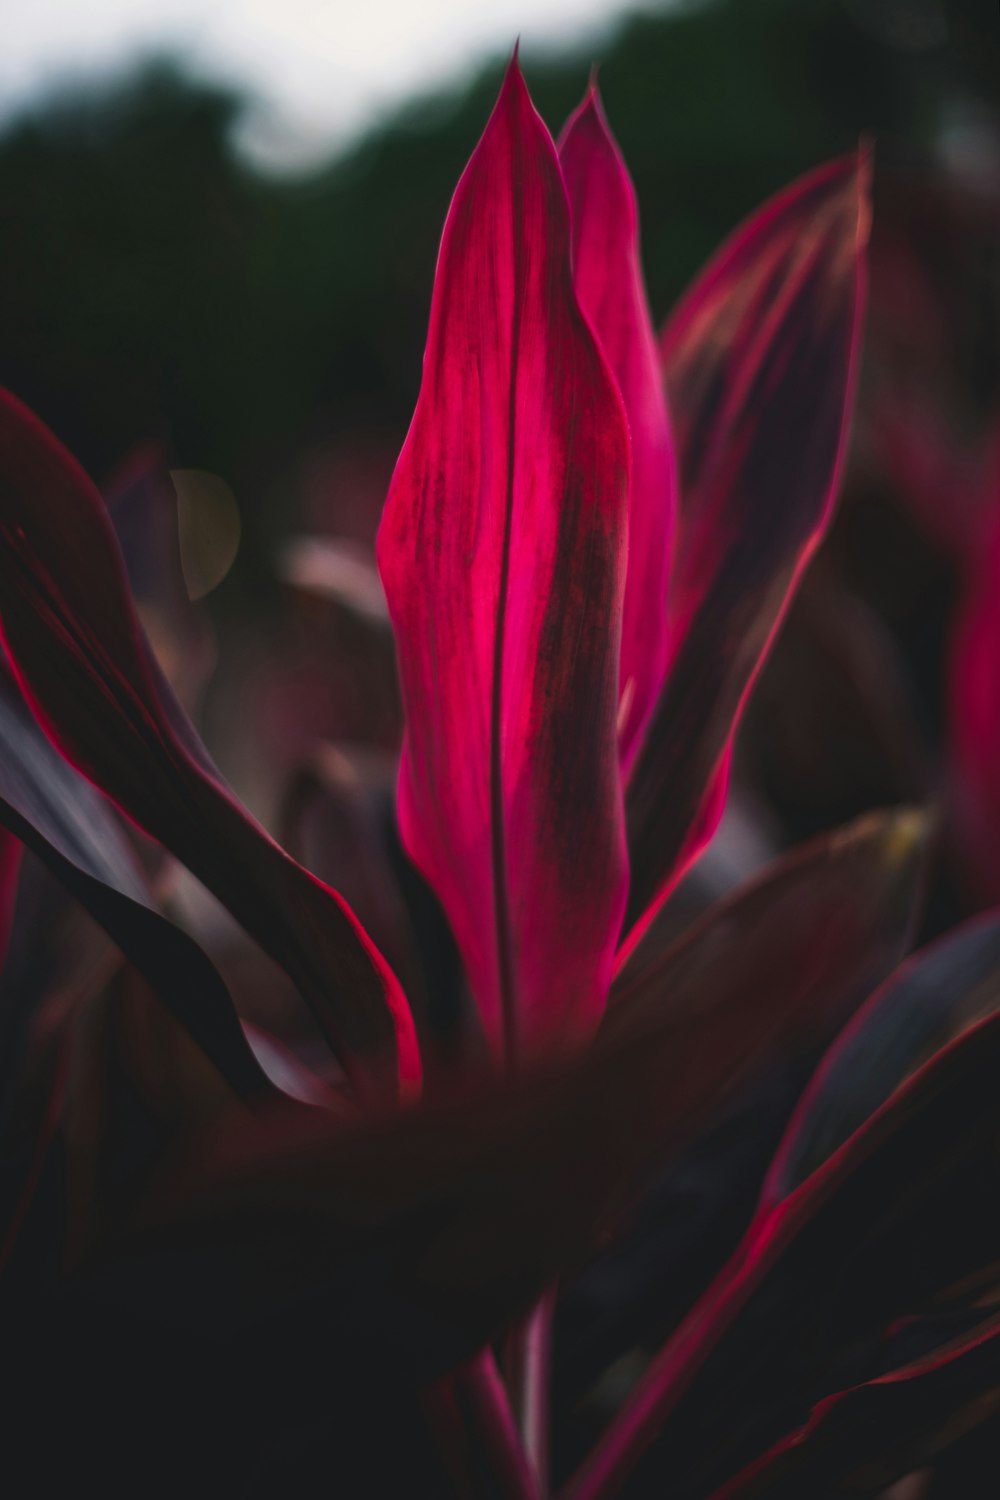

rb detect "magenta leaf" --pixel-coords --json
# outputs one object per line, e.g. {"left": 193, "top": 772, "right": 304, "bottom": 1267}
{"left": 622, "top": 152, "right": 871, "bottom": 946}
{"left": 378, "top": 58, "right": 630, "bottom": 1066}
{"left": 0, "top": 389, "right": 420, "bottom": 1104}
{"left": 558, "top": 84, "right": 676, "bottom": 769}
{"left": 569, "top": 915, "right": 1000, "bottom": 1500}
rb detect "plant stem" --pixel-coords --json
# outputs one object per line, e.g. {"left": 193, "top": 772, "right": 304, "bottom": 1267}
{"left": 506, "top": 1288, "right": 556, "bottom": 1495}
{"left": 450, "top": 1347, "right": 541, "bottom": 1500}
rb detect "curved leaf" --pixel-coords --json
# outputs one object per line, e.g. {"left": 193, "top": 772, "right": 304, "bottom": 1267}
{"left": 622, "top": 151, "right": 871, "bottom": 949}
{"left": 719, "top": 1301, "right": 1000, "bottom": 1498}
{"left": 278, "top": 535, "right": 391, "bottom": 629}
{"left": 0, "top": 666, "right": 263, "bottom": 1099}
{"left": 558, "top": 84, "right": 676, "bottom": 769}
{"left": 762, "top": 914, "right": 1000, "bottom": 1204}
{"left": 0, "top": 389, "right": 419, "bottom": 1104}
{"left": 567, "top": 915, "right": 1000, "bottom": 1500}
{"left": 62, "top": 814, "right": 926, "bottom": 1412}
{"left": 551, "top": 808, "right": 928, "bottom": 1406}
{"left": 377, "top": 58, "right": 630, "bottom": 1066}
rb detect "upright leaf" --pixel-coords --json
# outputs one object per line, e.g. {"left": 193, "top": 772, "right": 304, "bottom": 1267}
{"left": 378, "top": 59, "right": 630, "bottom": 1066}
{"left": 558, "top": 85, "right": 676, "bottom": 769}
{"left": 623, "top": 152, "right": 871, "bottom": 947}
{"left": 0, "top": 390, "right": 419, "bottom": 1104}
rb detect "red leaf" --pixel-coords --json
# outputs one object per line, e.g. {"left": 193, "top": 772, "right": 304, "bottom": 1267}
{"left": 0, "top": 390, "right": 420, "bottom": 1106}
{"left": 377, "top": 58, "right": 630, "bottom": 1066}
{"left": 622, "top": 151, "right": 871, "bottom": 951}
{"left": 558, "top": 84, "right": 676, "bottom": 769}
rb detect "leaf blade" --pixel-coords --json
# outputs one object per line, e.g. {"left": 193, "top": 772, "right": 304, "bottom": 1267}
{"left": 378, "top": 59, "right": 630, "bottom": 1064}
{"left": 0, "top": 389, "right": 419, "bottom": 1104}
{"left": 623, "top": 151, "right": 871, "bottom": 944}
{"left": 558, "top": 85, "right": 676, "bottom": 768}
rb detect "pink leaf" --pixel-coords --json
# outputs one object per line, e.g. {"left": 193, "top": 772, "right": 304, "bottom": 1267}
{"left": 622, "top": 151, "right": 871, "bottom": 953}
{"left": 0, "top": 390, "right": 420, "bottom": 1106}
{"left": 558, "top": 84, "right": 676, "bottom": 769}
{"left": 377, "top": 58, "right": 630, "bottom": 1067}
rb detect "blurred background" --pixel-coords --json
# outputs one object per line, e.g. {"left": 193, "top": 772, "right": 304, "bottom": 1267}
{"left": 1, "top": 0, "right": 998, "bottom": 870}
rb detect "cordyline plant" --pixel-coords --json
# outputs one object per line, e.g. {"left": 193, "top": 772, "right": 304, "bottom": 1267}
{"left": 2, "top": 51, "right": 1000, "bottom": 1500}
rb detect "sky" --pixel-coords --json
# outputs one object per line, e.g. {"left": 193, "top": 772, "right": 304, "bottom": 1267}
{"left": 1, "top": 0, "right": 664, "bottom": 170}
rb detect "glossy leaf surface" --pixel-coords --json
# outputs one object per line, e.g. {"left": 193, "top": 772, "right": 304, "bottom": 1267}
{"left": 0, "top": 389, "right": 419, "bottom": 1103}
{"left": 378, "top": 60, "right": 630, "bottom": 1065}
{"left": 623, "top": 153, "right": 871, "bottom": 946}
{"left": 558, "top": 85, "right": 676, "bottom": 768}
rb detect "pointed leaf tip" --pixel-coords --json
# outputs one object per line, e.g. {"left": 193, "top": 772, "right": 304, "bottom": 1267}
{"left": 379, "top": 64, "right": 630, "bottom": 1066}
{"left": 559, "top": 87, "right": 677, "bottom": 770}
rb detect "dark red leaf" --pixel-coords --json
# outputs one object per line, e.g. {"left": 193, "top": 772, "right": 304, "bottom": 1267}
{"left": 378, "top": 58, "right": 630, "bottom": 1066}
{"left": 0, "top": 389, "right": 419, "bottom": 1104}
{"left": 279, "top": 744, "right": 432, "bottom": 1046}
{"left": 62, "top": 812, "right": 925, "bottom": 1407}
{"left": 622, "top": 152, "right": 871, "bottom": 949}
{"left": 568, "top": 915, "right": 1000, "bottom": 1500}
{"left": 0, "top": 665, "right": 263, "bottom": 1099}
{"left": 718, "top": 1301, "right": 1000, "bottom": 1498}
{"left": 555, "top": 807, "right": 928, "bottom": 1413}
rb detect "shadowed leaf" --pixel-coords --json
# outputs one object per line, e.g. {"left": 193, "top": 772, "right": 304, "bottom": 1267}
{"left": 0, "top": 389, "right": 419, "bottom": 1104}
{"left": 0, "top": 666, "right": 263, "bottom": 1099}
{"left": 57, "top": 815, "right": 927, "bottom": 1410}
{"left": 623, "top": 152, "right": 871, "bottom": 949}
{"left": 568, "top": 915, "right": 1000, "bottom": 1500}
{"left": 553, "top": 808, "right": 928, "bottom": 1411}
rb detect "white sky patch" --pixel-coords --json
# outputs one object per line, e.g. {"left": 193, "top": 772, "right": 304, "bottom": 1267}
{"left": 0, "top": 0, "right": 669, "bottom": 170}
